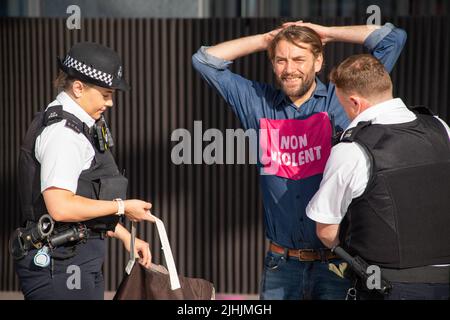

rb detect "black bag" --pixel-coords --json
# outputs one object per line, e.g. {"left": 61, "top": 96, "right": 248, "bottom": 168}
{"left": 114, "top": 263, "right": 215, "bottom": 300}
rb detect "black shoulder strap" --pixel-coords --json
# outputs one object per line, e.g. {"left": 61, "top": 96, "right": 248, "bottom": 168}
{"left": 340, "top": 121, "right": 372, "bottom": 143}
{"left": 410, "top": 107, "right": 448, "bottom": 137}
{"left": 408, "top": 105, "right": 435, "bottom": 116}
{"left": 43, "top": 105, "right": 64, "bottom": 126}
{"left": 409, "top": 106, "right": 450, "bottom": 140}
{"left": 43, "top": 105, "right": 92, "bottom": 140}
{"left": 341, "top": 120, "right": 387, "bottom": 151}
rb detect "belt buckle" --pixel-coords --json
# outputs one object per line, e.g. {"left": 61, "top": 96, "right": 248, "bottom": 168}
{"left": 297, "top": 248, "right": 315, "bottom": 261}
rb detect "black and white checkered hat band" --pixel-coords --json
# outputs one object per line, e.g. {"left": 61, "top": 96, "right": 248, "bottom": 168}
{"left": 63, "top": 55, "right": 113, "bottom": 86}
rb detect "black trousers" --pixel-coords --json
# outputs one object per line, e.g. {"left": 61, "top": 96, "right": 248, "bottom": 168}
{"left": 15, "top": 238, "right": 106, "bottom": 300}
{"left": 358, "top": 282, "right": 450, "bottom": 300}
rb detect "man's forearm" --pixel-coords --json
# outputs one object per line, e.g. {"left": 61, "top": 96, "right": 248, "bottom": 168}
{"left": 205, "top": 33, "right": 269, "bottom": 61}
{"left": 328, "top": 25, "right": 381, "bottom": 45}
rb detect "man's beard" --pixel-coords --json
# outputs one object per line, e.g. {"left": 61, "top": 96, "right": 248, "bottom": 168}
{"left": 276, "top": 70, "right": 315, "bottom": 100}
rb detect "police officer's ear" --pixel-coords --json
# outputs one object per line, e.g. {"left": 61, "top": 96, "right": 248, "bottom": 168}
{"left": 348, "top": 94, "right": 371, "bottom": 116}
{"left": 349, "top": 95, "right": 361, "bottom": 110}
{"left": 71, "top": 80, "right": 85, "bottom": 98}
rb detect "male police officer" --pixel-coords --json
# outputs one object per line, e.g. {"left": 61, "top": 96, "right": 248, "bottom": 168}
{"left": 11, "top": 43, "right": 155, "bottom": 299}
{"left": 306, "top": 54, "right": 450, "bottom": 300}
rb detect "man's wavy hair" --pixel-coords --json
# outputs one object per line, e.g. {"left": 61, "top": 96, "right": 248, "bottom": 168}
{"left": 268, "top": 25, "right": 324, "bottom": 61}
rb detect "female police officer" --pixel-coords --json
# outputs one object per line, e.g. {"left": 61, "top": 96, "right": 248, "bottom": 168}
{"left": 12, "top": 42, "right": 154, "bottom": 300}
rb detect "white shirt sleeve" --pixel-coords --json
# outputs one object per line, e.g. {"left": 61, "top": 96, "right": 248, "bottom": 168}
{"left": 35, "top": 121, "right": 94, "bottom": 193}
{"left": 306, "top": 142, "right": 370, "bottom": 224}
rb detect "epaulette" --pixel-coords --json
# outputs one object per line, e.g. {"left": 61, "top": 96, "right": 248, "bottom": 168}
{"left": 43, "top": 105, "right": 64, "bottom": 126}
{"left": 340, "top": 121, "right": 372, "bottom": 143}
{"left": 65, "top": 118, "right": 82, "bottom": 134}
{"left": 43, "top": 105, "right": 90, "bottom": 138}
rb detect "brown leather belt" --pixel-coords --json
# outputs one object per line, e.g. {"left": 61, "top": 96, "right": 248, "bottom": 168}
{"left": 269, "top": 242, "right": 338, "bottom": 262}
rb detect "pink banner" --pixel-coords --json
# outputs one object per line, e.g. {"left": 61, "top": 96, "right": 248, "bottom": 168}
{"left": 259, "top": 112, "right": 332, "bottom": 180}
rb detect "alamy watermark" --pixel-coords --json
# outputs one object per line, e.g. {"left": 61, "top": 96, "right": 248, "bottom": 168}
{"left": 66, "top": 265, "right": 81, "bottom": 290}
{"left": 366, "top": 265, "right": 382, "bottom": 290}
{"left": 170, "top": 121, "right": 325, "bottom": 178}
{"left": 171, "top": 121, "right": 258, "bottom": 165}
{"left": 367, "top": 5, "right": 381, "bottom": 25}
{"left": 66, "top": 5, "right": 81, "bottom": 30}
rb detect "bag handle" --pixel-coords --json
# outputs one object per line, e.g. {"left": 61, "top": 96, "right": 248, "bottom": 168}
{"left": 125, "top": 222, "right": 137, "bottom": 275}
{"left": 125, "top": 218, "right": 181, "bottom": 290}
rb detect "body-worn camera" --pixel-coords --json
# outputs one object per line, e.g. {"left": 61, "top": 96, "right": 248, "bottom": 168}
{"left": 93, "top": 115, "right": 114, "bottom": 152}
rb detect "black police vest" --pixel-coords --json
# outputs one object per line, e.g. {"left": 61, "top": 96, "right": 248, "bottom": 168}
{"left": 18, "top": 105, "right": 127, "bottom": 231}
{"left": 339, "top": 108, "right": 450, "bottom": 268}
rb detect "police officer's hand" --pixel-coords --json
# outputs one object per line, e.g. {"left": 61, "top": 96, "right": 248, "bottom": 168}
{"left": 135, "top": 238, "right": 152, "bottom": 269}
{"left": 123, "top": 199, "right": 156, "bottom": 222}
{"left": 120, "top": 231, "right": 152, "bottom": 268}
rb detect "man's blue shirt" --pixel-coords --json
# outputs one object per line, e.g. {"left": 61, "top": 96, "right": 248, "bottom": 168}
{"left": 192, "top": 23, "right": 407, "bottom": 249}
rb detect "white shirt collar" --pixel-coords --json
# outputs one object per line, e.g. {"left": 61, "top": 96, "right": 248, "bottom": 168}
{"left": 345, "top": 98, "right": 415, "bottom": 131}
{"left": 47, "top": 91, "right": 96, "bottom": 127}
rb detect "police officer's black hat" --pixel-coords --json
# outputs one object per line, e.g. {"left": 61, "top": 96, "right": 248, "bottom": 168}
{"left": 58, "top": 42, "right": 130, "bottom": 91}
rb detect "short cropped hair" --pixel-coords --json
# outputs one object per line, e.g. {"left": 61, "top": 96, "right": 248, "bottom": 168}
{"left": 329, "top": 54, "right": 392, "bottom": 97}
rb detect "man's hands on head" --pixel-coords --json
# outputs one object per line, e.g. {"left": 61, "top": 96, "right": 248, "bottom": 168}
{"left": 262, "top": 26, "right": 285, "bottom": 48}
{"left": 282, "top": 21, "right": 332, "bottom": 45}
{"left": 205, "top": 21, "right": 379, "bottom": 61}
{"left": 278, "top": 21, "right": 380, "bottom": 46}
{"left": 262, "top": 21, "right": 332, "bottom": 51}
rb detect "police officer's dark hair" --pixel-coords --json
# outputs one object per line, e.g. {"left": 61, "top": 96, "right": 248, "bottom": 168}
{"left": 53, "top": 71, "right": 93, "bottom": 92}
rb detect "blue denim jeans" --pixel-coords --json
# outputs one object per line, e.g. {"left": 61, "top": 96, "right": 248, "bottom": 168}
{"left": 260, "top": 251, "right": 351, "bottom": 300}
